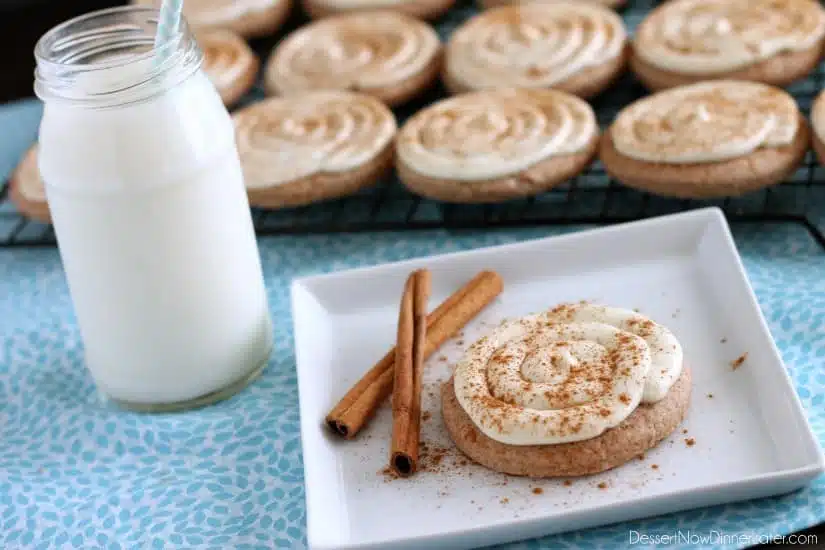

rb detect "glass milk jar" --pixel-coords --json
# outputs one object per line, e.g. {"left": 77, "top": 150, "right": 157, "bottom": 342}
{"left": 34, "top": 7, "right": 274, "bottom": 411}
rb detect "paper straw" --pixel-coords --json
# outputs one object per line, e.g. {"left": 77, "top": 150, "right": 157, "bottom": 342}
{"left": 153, "top": 0, "right": 184, "bottom": 56}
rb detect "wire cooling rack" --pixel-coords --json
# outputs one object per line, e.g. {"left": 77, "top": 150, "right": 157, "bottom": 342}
{"left": 2, "top": 0, "right": 825, "bottom": 249}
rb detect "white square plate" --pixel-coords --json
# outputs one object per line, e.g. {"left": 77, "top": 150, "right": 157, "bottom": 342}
{"left": 291, "top": 208, "right": 824, "bottom": 550}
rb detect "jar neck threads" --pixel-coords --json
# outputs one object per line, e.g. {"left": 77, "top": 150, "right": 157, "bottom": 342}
{"left": 34, "top": 6, "right": 203, "bottom": 108}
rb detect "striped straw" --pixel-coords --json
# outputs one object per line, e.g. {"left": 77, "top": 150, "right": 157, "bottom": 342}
{"left": 153, "top": 0, "right": 184, "bottom": 57}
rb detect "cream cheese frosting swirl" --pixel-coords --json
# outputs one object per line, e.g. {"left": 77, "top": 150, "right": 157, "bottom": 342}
{"left": 611, "top": 81, "right": 799, "bottom": 164}
{"left": 198, "top": 31, "right": 257, "bottom": 96}
{"left": 634, "top": 0, "right": 825, "bottom": 75}
{"left": 812, "top": 92, "right": 825, "bottom": 147}
{"left": 133, "top": 0, "right": 285, "bottom": 28}
{"left": 233, "top": 91, "right": 396, "bottom": 188}
{"left": 447, "top": 2, "right": 626, "bottom": 90}
{"left": 396, "top": 88, "right": 597, "bottom": 180}
{"left": 453, "top": 303, "right": 684, "bottom": 446}
{"left": 312, "top": 0, "right": 419, "bottom": 6}
{"left": 266, "top": 11, "right": 440, "bottom": 94}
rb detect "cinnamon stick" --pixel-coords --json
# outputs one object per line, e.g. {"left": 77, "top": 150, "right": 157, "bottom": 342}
{"left": 325, "top": 270, "right": 504, "bottom": 439}
{"left": 390, "top": 270, "right": 430, "bottom": 477}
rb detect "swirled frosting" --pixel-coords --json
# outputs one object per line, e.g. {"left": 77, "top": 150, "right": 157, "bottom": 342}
{"left": 266, "top": 11, "right": 440, "bottom": 93}
{"left": 312, "top": 0, "right": 417, "bottom": 7}
{"left": 813, "top": 92, "right": 825, "bottom": 146}
{"left": 447, "top": 2, "right": 626, "bottom": 90}
{"left": 611, "top": 80, "right": 799, "bottom": 164}
{"left": 132, "top": 0, "right": 283, "bottom": 27}
{"left": 198, "top": 31, "right": 257, "bottom": 91}
{"left": 396, "top": 88, "right": 597, "bottom": 180}
{"left": 232, "top": 91, "right": 396, "bottom": 188}
{"left": 634, "top": 0, "right": 825, "bottom": 75}
{"left": 454, "top": 303, "right": 684, "bottom": 446}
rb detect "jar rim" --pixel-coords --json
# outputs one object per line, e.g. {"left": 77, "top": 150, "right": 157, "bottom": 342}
{"left": 34, "top": 6, "right": 178, "bottom": 72}
{"left": 33, "top": 5, "right": 202, "bottom": 108}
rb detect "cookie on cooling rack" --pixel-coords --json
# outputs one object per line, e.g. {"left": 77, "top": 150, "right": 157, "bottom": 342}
{"left": 444, "top": 2, "right": 627, "bottom": 99}
{"left": 630, "top": 0, "right": 825, "bottom": 92}
{"left": 810, "top": 90, "right": 825, "bottom": 166}
{"left": 9, "top": 145, "right": 50, "bottom": 224}
{"left": 302, "top": 0, "right": 454, "bottom": 21}
{"left": 233, "top": 91, "right": 396, "bottom": 208}
{"left": 442, "top": 303, "right": 691, "bottom": 477}
{"left": 395, "top": 88, "right": 599, "bottom": 203}
{"left": 478, "top": 0, "right": 625, "bottom": 11}
{"left": 600, "top": 80, "right": 809, "bottom": 199}
{"left": 132, "top": 0, "right": 292, "bottom": 39}
{"left": 264, "top": 11, "right": 442, "bottom": 107}
{"left": 198, "top": 30, "right": 259, "bottom": 108}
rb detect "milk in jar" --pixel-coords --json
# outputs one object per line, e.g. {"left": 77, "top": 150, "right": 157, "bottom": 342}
{"left": 34, "top": 7, "right": 273, "bottom": 411}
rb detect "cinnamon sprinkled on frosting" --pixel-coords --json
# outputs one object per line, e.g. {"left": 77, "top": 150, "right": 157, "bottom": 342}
{"left": 634, "top": 0, "right": 825, "bottom": 75}
{"left": 446, "top": 2, "right": 626, "bottom": 90}
{"left": 611, "top": 80, "right": 799, "bottom": 164}
{"left": 453, "top": 303, "right": 683, "bottom": 446}
{"left": 396, "top": 88, "right": 597, "bottom": 181}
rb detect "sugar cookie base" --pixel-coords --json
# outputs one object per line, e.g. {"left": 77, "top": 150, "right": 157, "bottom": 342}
{"left": 213, "top": 44, "right": 260, "bottom": 109}
{"left": 265, "top": 49, "right": 443, "bottom": 107}
{"left": 478, "top": 0, "right": 625, "bottom": 10}
{"left": 229, "top": 0, "right": 292, "bottom": 38}
{"left": 441, "top": 366, "right": 691, "bottom": 478}
{"left": 131, "top": 0, "right": 292, "bottom": 39}
{"left": 629, "top": 41, "right": 825, "bottom": 92}
{"left": 396, "top": 133, "right": 599, "bottom": 203}
{"left": 9, "top": 146, "right": 51, "bottom": 224}
{"left": 444, "top": 46, "right": 629, "bottom": 100}
{"left": 600, "top": 117, "right": 810, "bottom": 199}
{"left": 811, "top": 91, "right": 825, "bottom": 166}
{"left": 814, "top": 133, "right": 825, "bottom": 167}
{"left": 246, "top": 145, "right": 394, "bottom": 209}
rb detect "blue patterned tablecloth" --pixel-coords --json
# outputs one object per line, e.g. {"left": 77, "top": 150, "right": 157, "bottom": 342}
{"left": 1, "top": 99, "right": 825, "bottom": 550}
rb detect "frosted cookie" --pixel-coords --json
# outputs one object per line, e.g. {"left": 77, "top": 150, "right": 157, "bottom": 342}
{"left": 479, "top": 0, "right": 625, "bottom": 11}
{"left": 395, "top": 88, "right": 599, "bottom": 203}
{"left": 445, "top": 2, "right": 627, "bottom": 99}
{"left": 198, "top": 30, "right": 259, "bottom": 108}
{"left": 302, "top": 0, "right": 454, "bottom": 22}
{"left": 233, "top": 91, "right": 396, "bottom": 208}
{"left": 601, "top": 81, "right": 809, "bottom": 199}
{"left": 811, "top": 91, "right": 825, "bottom": 166}
{"left": 132, "top": 0, "right": 292, "bottom": 39}
{"left": 442, "top": 303, "right": 692, "bottom": 477}
{"left": 630, "top": 0, "right": 825, "bottom": 91}
{"left": 9, "top": 145, "right": 51, "bottom": 224}
{"left": 264, "top": 12, "right": 441, "bottom": 107}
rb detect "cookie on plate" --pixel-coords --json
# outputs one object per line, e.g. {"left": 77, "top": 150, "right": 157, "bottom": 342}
{"left": 601, "top": 80, "right": 809, "bottom": 199}
{"left": 198, "top": 30, "right": 259, "bottom": 108}
{"left": 302, "top": 0, "right": 454, "bottom": 21}
{"left": 811, "top": 90, "right": 825, "bottom": 166}
{"left": 442, "top": 303, "right": 692, "bottom": 478}
{"left": 233, "top": 91, "right": 396, "bottom": 208}
{"left": 132, "top": 0, "right": 292, "bottom": 39}
{"left": 630, "top": 0, "right": 825, "bottom": 91}
{"left": 9, "top": 145, "right": 51, "bottom": 224}
{"left": 264, "top": 12, "right": 441, "bottom": 107}
{"left": 395, "top": 88, "right": 599, "bottom": 203}
{"left": 444, "top": 2, "right": 627, "bottom": 99}
{"left": 478, "top": 0, "right": 625, "bottom": 11}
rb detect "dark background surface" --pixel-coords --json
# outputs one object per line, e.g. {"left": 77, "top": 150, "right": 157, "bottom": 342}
{"left": 0, "top": 0, "right": 128, "bottom": 103}
{"left": 0, "top": 0, "right": 823, "bottom": 547}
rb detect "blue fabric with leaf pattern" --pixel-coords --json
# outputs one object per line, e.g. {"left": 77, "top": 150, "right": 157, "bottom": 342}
{"left": 1, "top": 224, "right": 824, "bottom": 550}
{"left": 1, "top": 100, "right": 824, "bottom": 550}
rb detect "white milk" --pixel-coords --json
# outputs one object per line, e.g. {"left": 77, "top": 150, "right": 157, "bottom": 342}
{"left": 37, "top": 60, "right": 273, "bottom": 407}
